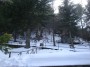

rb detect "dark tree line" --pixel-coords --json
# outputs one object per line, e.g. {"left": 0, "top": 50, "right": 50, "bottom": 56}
{"left": 0, "top": 0, "right": 53, "bottom": 48}
{"left": 0, "top": 0, "right": 90, "bottom": 48}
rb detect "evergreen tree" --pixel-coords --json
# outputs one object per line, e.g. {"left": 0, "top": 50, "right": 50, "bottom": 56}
{"left": 0, "top": 0, "right": 12, "bottom": 34}
{"left": 85, "top": 0, "right": 90, "bottom": 27}
{"left": 2, "top": 0, "right": 53, "bottom": 48}
{"left": 58, "top": 0, "right": 82, "bottom": 46}
{"left": 84, "top": 0, "right": 90, "bottom": 41}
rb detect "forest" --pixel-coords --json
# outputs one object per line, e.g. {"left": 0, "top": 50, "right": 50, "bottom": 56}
{"left": 0, "top": 0, "right": 90, "bottom": 67}
{"left": 0, "top": 0, "right": 90, "bottom": 47}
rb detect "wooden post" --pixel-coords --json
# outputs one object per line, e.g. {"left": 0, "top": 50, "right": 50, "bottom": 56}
{"left": 19, "top": 52, "right": 22, "bottom": 55}
{"left": 58, "top": 43, "right": 59, "bottom": 50}
{"left": 9, "top": 52, "right": 11, "bottom": 58}
{"left": 36, "top": 47, "right": 37, "bottom": 53}
{"left": 27, "top": 50, "right": 29, "bottom": 54}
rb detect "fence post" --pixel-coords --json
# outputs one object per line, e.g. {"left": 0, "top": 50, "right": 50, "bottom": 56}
{"left": 9, "top": 52, "right": 11, "bottom": 58}
{"left": 36, "top": 47, "right": 37, "bottom": 53}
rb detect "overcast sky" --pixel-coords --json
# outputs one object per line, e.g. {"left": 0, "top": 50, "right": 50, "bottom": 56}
{"left": 53, "top": 0, "right": 87, "bottom": 14}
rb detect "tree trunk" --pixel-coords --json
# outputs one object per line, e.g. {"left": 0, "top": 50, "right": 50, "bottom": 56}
{"left": 69, "top": 32, "right": 74, "bottom": 48}
{"left": 61, "top": 30, "right": 68, "bottom": 43}
{"left": 40, "top": 28, "right": 43, "bottom": 38}
{"left": 25, "top": 28, "right": 30, "bottom": 48}
{"left": 52, "top": 15, "right": 56, "bottom": 46}
{"left": 13, "top": 31, "right": 17, "bottom": 42}
{"left": 53, "top": 30, "right": 56, "bottom": 46}
{"left": 61, "top": 35, "right": 65, "bottom": 43}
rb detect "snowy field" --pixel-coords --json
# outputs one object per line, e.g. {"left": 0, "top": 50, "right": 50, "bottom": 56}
{"left": 0, "top": 42, "right": 90, "bottom": 67}
{"left": 0, "top": 35, "right": 90, "bottom": 67}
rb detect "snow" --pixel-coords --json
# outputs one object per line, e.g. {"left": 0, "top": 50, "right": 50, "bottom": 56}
{"left": 8, "top": 40, "right": 26, "bottom": 46}
{"left": 0, "top": 48, "right": 90, "bottom": 66}
{"left": 0, "top": 43, "right": 90, "bottom": 66}
{"left": 0, "top": 35, "right": 90, "bottom": 66}
{"left": 27, "top": 52, "right": 90, "bottom": 66}
{"left": 8, "top": 47, "right": 31, "bottom": 52}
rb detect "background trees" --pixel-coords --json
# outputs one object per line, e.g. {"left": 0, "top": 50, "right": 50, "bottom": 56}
{"left": 58, "top": 0, "right": 82, "bottom": 44}
{"left": 84, "top": 0, "right": 90, "bottom": 41}
{"left": 0, "top": 0, "right": 90, "bottom": 48}
{"left": 0, "top": 0, "right": 53, "bottom": 48}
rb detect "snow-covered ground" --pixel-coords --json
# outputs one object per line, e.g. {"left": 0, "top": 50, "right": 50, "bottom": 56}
{"left": 0, "top": 35, "right": 90, "bottom": 67}
{"left": 0, "top": 42, "right": 90, "bottom": 67}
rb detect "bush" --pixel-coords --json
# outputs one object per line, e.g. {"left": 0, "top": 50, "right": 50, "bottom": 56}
{"left": 0, "top": 33, "right": 12, "bottom": 44}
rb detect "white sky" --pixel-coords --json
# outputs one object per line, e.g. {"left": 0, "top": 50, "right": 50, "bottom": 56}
{"left": 53, "top": 0, "right": 87, "bottom": 14}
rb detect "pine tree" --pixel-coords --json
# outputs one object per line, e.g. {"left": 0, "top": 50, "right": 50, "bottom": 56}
{"left": 84, "top": 0, "right": 90, "bottom": 41}
{"left": 58, "top": 0, "right": 82, "bottom": 46}
{"left": 85, "top": 0, "right": 90, "bottom": 27}
{"left": 2, "top": 0, "right": 53, "bottom": 48}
